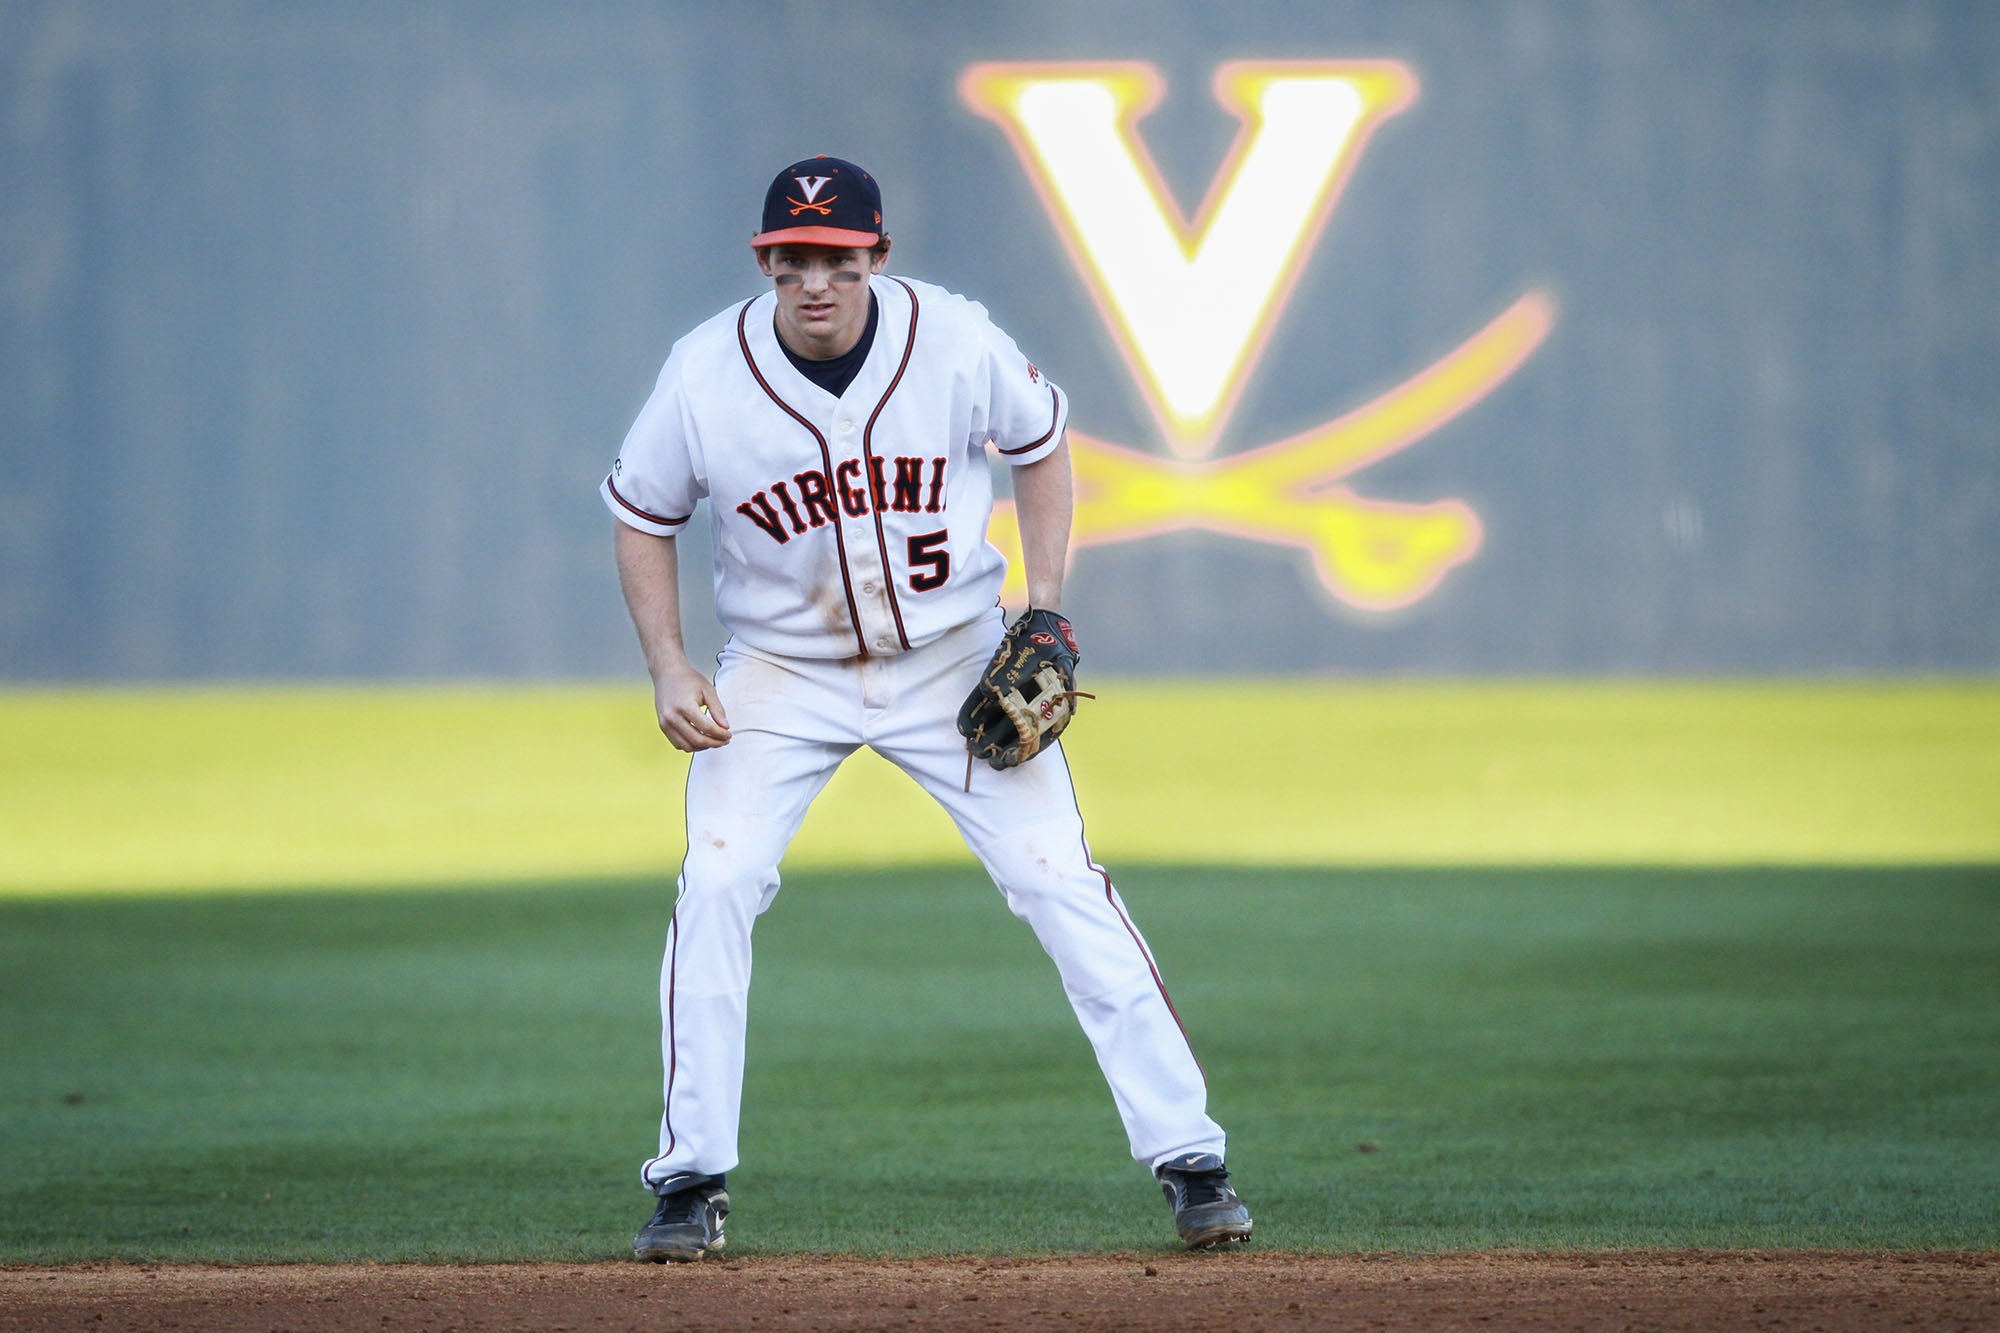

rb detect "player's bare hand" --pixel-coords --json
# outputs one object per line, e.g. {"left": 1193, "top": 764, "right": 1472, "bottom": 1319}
{"left": 653, "top": 663, "right": 732, "bottom": 751}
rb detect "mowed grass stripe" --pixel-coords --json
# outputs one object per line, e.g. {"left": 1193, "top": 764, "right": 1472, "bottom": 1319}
{"left": 3, "top": 681, "right": 1998, "bottom": 895}
{"left": 2, "top": 866, "right": 1995, "bottom": 1261}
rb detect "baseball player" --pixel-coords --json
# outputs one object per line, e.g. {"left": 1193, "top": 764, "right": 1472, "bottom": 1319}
{"left": 603, "top": 155, "right": 1251, "bottom": 1261}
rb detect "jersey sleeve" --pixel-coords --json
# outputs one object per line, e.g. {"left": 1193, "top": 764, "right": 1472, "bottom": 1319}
{"left": 601, "top": 351, "right": 706, "bottom": 536}
{"left": 976, "top": 316, "right": 1069, "bottom": 467}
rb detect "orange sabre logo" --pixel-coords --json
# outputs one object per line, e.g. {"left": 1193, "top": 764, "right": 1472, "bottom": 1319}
{"left": 787, "top": 174, "right": 837, "bottom": 215}
{"left": 960, "top": 61, "right": 1557, "bottom": 612}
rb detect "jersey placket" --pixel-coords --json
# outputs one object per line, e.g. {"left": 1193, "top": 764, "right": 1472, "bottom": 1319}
{"left": 829, "top": 409, "right": 899, "bottom": 656}
{"left": 735, "top": 295, "right": 902, "bottom": 659}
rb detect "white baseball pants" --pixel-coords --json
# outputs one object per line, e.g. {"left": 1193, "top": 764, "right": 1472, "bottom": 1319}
{"left": 641, "top": 609, "right": 1225, "bottom": 1189}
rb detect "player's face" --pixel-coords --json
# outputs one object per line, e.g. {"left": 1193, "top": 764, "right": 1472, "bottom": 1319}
{"left": 759, "top": 243, "right": 889, "bottom": 360}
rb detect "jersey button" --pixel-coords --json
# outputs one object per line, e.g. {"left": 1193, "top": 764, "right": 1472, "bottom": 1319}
{"left": 860, "top": 582, "right": 877, "bottom": 594}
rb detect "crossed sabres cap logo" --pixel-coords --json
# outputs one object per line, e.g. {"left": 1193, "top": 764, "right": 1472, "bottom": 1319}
{"left": 961, "top": 61, "right": 1557, "bottom": 612}
{"left": 753, "top": 156, "right": 884, "bottom": 247}
{"left": 788, "top": 175, "right": 836, "bottom": 215}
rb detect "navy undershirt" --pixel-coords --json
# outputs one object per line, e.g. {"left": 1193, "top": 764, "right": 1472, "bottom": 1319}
{"left": 779, "top": 292, "right": 878, "bottom": 398}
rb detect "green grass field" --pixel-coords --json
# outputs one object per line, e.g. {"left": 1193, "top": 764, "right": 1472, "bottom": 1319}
{"left": 2, "top": 683, "right": 1996, "bottom": 1262}
{"left": 3, "top": 866, "right": 1996, "bottom": 1261}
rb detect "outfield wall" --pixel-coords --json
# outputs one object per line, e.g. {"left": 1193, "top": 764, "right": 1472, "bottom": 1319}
{"left": 3, "top": 2, "right": 1995, "bottom": 678}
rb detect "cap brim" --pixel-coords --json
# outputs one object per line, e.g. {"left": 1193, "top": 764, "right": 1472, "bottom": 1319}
{"left": 749, "top": 225, "right": 880, "bottom": 248}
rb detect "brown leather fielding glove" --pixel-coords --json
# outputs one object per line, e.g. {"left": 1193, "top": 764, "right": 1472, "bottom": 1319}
{"left": 955, "top": 609, "right": 1086, "bottom": 770}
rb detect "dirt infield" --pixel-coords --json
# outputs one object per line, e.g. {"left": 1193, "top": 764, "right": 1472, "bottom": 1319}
{"left": 3, "top": 1252, "right": 1994, "bottom": 1331}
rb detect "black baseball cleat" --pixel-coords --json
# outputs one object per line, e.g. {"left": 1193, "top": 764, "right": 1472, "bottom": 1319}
{"left": 633, "top": 1173, "right": 729, "bottom": 1262}
{"left": 1156, "top": 1152, "right": 1253, "bottom": 1249}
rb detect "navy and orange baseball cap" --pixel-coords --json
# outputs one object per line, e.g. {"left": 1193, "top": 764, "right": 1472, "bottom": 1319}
{"left": 750, "top": 155, "right": 884, "bottom": 248}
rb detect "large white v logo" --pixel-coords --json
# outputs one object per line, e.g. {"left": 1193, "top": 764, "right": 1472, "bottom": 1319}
{"left": 963, "top": 62, "right": 1416, "bottom": 458}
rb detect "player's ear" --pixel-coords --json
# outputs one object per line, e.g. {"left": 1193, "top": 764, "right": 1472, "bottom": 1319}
{"left": 869, "top": 237, "right": 891, "bottom": 273}
{"left": 755, "top": 246, "right": 776, "bottom": 277}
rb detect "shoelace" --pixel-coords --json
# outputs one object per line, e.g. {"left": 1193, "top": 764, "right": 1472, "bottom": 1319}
{"left": 1169, "top": 1167, "right": 1232, "bottom": 1207}
{"left": 650, "top": 1188, "right": 717, "bottom": 1227}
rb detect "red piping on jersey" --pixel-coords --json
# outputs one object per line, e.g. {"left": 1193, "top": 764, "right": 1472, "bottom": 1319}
{"left": 1060, "top": 748, "right": 1206, "bottom": 1087}
{"left": 736, "top": 298, "right": 869, "bottom": 657}
{"left": 663, "top": 913, "right": 680, "bottom": 1154}
{"left": 1095, "top": 852, "right": 1204, "bottom": 1085}
{"left": 994, "top": 383, "right": 1064, "bottom": 455}
{"left": 859, "top": 278, "right": 923, "bottom": 650}
{"left": 607, "top": 474, "right": 689, "bottom": 528}
{"left": 639, "top": 911, "right": 681, "bottom": 1186}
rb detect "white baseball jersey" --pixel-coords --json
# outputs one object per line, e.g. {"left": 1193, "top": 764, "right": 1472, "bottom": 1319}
{"left": 606, "top": 266, "right": 1227, "bottom": 1201}
{"left": 601, "top": 274, "right": 1069, "bottom": 659}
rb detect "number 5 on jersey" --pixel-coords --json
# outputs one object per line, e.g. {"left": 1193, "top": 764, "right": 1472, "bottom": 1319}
{"left": 908, "top": 530, "right": 949, "bottom": 591}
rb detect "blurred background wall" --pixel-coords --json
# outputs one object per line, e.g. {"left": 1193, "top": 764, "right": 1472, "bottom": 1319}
{"left": 3, "top": 0, "right": 1994, "bottom": 679}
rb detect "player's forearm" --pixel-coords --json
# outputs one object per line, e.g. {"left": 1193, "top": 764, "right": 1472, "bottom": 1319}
{"left": 614, "top": 523, "right": 695, "bottom": 676}
{"left": 1012, "top": 435, "right": 1074, "bottom": 611}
